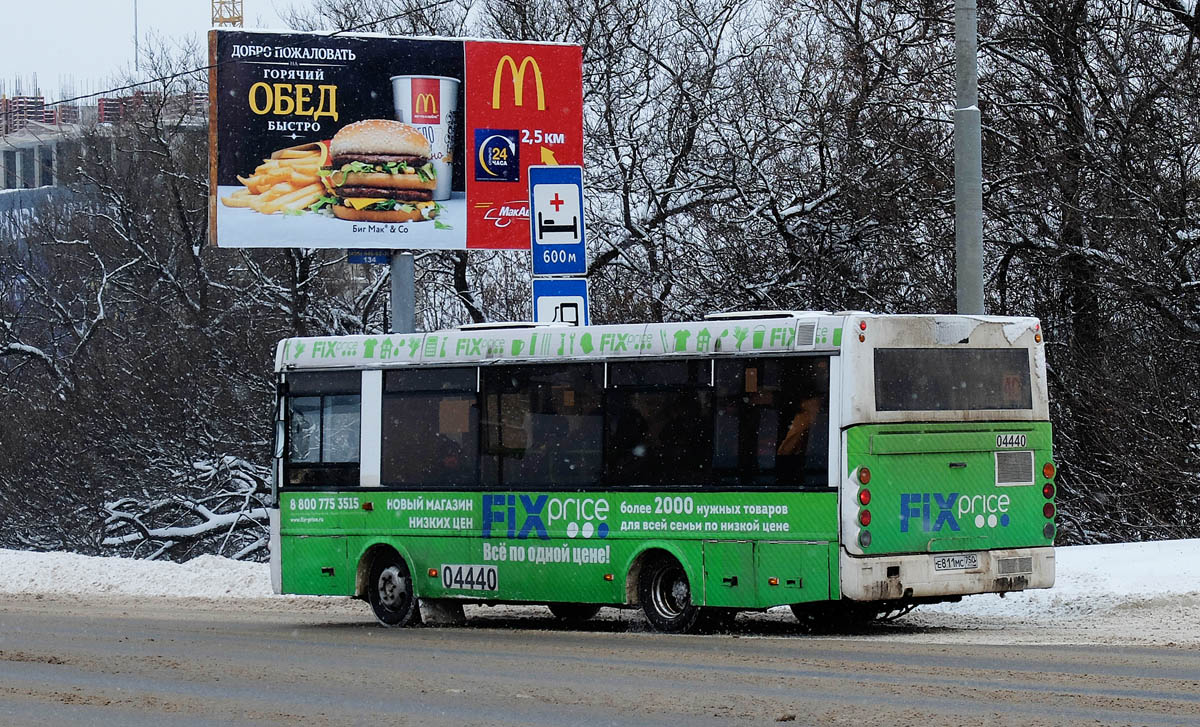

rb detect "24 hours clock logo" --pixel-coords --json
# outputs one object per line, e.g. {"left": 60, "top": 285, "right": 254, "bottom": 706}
{"left": 474, "top": 129, "right": 520, "bottom": 182}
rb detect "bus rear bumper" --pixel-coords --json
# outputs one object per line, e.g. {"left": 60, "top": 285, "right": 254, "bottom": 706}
{"left": 840, "top": 546, "right": 1054, "bottom": 602}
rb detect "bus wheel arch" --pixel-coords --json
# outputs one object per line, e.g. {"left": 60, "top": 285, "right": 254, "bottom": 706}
{"left": 359, "top": 544, "right": 419, "bottom": 627}
{"left": 630, "top": 548, "right": 702, "bottom": 633}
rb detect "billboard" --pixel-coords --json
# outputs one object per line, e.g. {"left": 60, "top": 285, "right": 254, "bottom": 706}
{"left": 207, "top": 30, "right": 583, "bottom": 250}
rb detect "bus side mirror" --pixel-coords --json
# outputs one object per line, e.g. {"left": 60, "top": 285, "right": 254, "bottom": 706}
{"left": 274, "top": 419, "right": 286, "bottom": 460}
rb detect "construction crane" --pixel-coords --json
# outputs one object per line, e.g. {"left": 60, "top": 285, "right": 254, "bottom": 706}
{"left": 212, "top": 0, "right": 244, "bottom": 27}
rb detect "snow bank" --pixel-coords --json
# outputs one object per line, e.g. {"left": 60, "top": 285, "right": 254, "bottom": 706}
{"left": 0, "top": 550, "right": 271, "bottom": 599}
{"left": 2, "top": 540, "right": 1197, "bottom": 622}
{"left": 921, "top": 538, "right": 1200, "bottom": 620}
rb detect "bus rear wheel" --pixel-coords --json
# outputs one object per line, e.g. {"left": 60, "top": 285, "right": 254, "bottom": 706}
{"left": 638, "top": 555, "right": 701, "bottom": 633}
{"left": 368, "top": 552, "right": 417, "bottom": 627}
{"left": 547, "top": 603, "right": 602, "bottom": 622}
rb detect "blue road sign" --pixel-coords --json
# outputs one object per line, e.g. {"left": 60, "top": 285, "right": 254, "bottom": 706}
{"left": 529, "top": 165, "right": 586, "bottom": 276}
{"left": 532, "top": 277, "right": 589, "bottom": 326}
{"left": 348, "top": 249, "right": 392, "bottom": 265}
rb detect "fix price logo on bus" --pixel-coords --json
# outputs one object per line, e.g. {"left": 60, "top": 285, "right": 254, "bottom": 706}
{"left": 481, "top": 494, "right": 610, "bottom": 540}
{"left": 900, "top": 492, "right": 1013, "bottom": 533}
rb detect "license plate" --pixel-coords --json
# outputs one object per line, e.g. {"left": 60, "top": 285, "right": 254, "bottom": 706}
{"left": 440, "top": 564, "right": 498, "bottom": 591}
{"left": 933, "top": 553, "right": 980, "bottom": 571}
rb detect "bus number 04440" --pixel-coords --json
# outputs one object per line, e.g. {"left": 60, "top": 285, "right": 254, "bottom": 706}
{"left": 996, "top": 434, "right": 1027, "bottom": 448}
{"left": 440, "top": 564, "right": 498, "bottom": 591}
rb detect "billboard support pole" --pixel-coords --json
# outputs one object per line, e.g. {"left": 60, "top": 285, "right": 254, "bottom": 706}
{"left": 954, "top": 0, "right": 985, "bottom": 315}
{"left": 390, "top": 252, "right": 415, "bottom": 334}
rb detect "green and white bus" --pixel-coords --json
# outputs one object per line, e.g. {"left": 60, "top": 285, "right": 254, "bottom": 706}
{"left": 269, "top": 312, "right": 1056, "bottom": 631}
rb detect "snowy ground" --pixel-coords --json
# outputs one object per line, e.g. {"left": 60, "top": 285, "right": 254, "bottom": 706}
{"left": 2, "top": 540, "right": 1197, "bottom": 646}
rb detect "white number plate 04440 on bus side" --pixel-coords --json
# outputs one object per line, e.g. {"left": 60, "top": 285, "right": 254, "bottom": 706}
{"left": 440, "top": 564, "right": 499, "bottom": 591}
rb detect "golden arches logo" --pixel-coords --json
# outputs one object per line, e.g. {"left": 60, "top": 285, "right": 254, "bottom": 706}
{"left": 414, "top": 93, "right": 438, "bottom": 116}
{"left": 492, "top": 55, "right": 545, "bottom": 111}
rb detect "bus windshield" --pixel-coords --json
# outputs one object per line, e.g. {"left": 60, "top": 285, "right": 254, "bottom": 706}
{"left": 874, "top": 348, "right": 1031, "bottom": 411}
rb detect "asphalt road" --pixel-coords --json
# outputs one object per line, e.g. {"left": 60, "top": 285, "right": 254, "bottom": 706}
{"left": 1, "top": 595, "right": 1198, "bottom": 726}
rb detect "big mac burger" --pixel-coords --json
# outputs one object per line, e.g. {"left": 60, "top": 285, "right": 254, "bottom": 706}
{"left": 314, "top": 119, "right": 439, "bottom": 223}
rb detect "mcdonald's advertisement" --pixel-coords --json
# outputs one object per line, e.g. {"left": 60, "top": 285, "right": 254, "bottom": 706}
{"left": 207, "top": 29, "right": 583, "bottom": 250}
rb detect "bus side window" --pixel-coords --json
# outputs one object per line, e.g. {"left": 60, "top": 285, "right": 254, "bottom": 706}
{"left": 283, "top": 371, "right": 361, "bottom": 488}
{"left": 288, "top": 396, "right": 322, "bottom": 463}
{"left": 381, "top": 367, "right": 479, "bottom": 487}
{"left": 714, "top": 357, "right": 829, "bottom": 489}
{"left": 606, "top": 360, "right": 713, "bottom": 487}
{"left": 481, "top": 363, "right": 603, "bottom": 487}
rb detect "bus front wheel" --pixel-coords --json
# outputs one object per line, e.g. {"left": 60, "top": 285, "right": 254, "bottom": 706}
{"left": 638, "top": 555, "right": 701, "bottom": 633}
{"left": 368, "top": 552, "right": 418, "bottom": 627}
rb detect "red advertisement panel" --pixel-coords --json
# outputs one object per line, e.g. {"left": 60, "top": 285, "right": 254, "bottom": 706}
{"left": 464, "top": 41, "right": 584, "bottom": 249}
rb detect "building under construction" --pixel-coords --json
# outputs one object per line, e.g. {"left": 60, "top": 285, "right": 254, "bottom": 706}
{"left": 0, "top": 87, "right": 207, "bottom": 191}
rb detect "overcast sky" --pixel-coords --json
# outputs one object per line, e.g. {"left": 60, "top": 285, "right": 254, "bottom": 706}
{"left": 0, "top": 0, "right": 292, "bottom": 100}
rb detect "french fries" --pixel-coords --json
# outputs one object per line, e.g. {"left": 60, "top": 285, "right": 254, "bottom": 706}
{"left": 220, "top": 145, "right": 326, "bottom": 214}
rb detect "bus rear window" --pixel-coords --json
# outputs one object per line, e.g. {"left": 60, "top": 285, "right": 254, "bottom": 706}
{"left": 875, "top": 348, "right": 1032, "bottom": 411}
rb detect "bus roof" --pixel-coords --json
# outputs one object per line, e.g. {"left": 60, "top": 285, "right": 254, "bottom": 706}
{"left": 275, "top": 313, "right": 1041, "bottom": 372}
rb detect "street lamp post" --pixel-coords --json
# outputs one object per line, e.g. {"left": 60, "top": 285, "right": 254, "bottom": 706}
{"left": 954, "top": 0, "right": 985, "bottom": 315}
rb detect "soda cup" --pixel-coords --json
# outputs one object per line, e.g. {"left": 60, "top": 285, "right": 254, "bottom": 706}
{"left": 391, "top": 75, "right": 459, "bottom": 201}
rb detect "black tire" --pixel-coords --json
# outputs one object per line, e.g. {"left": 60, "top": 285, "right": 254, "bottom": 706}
{"left": 368, "top": 552, "right": 418, "bottom": 627}
{"left": 638, "top": 555, "right": 702, "bottom": 633}
{"left": 547, "top": 603, "right": 603, "bottom": 622}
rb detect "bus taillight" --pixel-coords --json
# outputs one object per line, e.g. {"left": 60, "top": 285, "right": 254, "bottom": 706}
{"left": 858, "top": 530, "right": 872, "bottom": 548}
{"left": 858, "top": 467, "right": 871, "bottom": 485}
{"left": 1043, "top": 503, "right": 1055, "bottom": 519}
{"left": 1043, "top": 462, "right": 1056, "bottom": 479}
{"left": 859, "top": 510, "right": 872, "bottom": 527}
{"left": 858, "top": 488, "right": 871, "bottom": 506}
{"left": 1042, "top": 483, "right": 1055, "bottom": 499}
